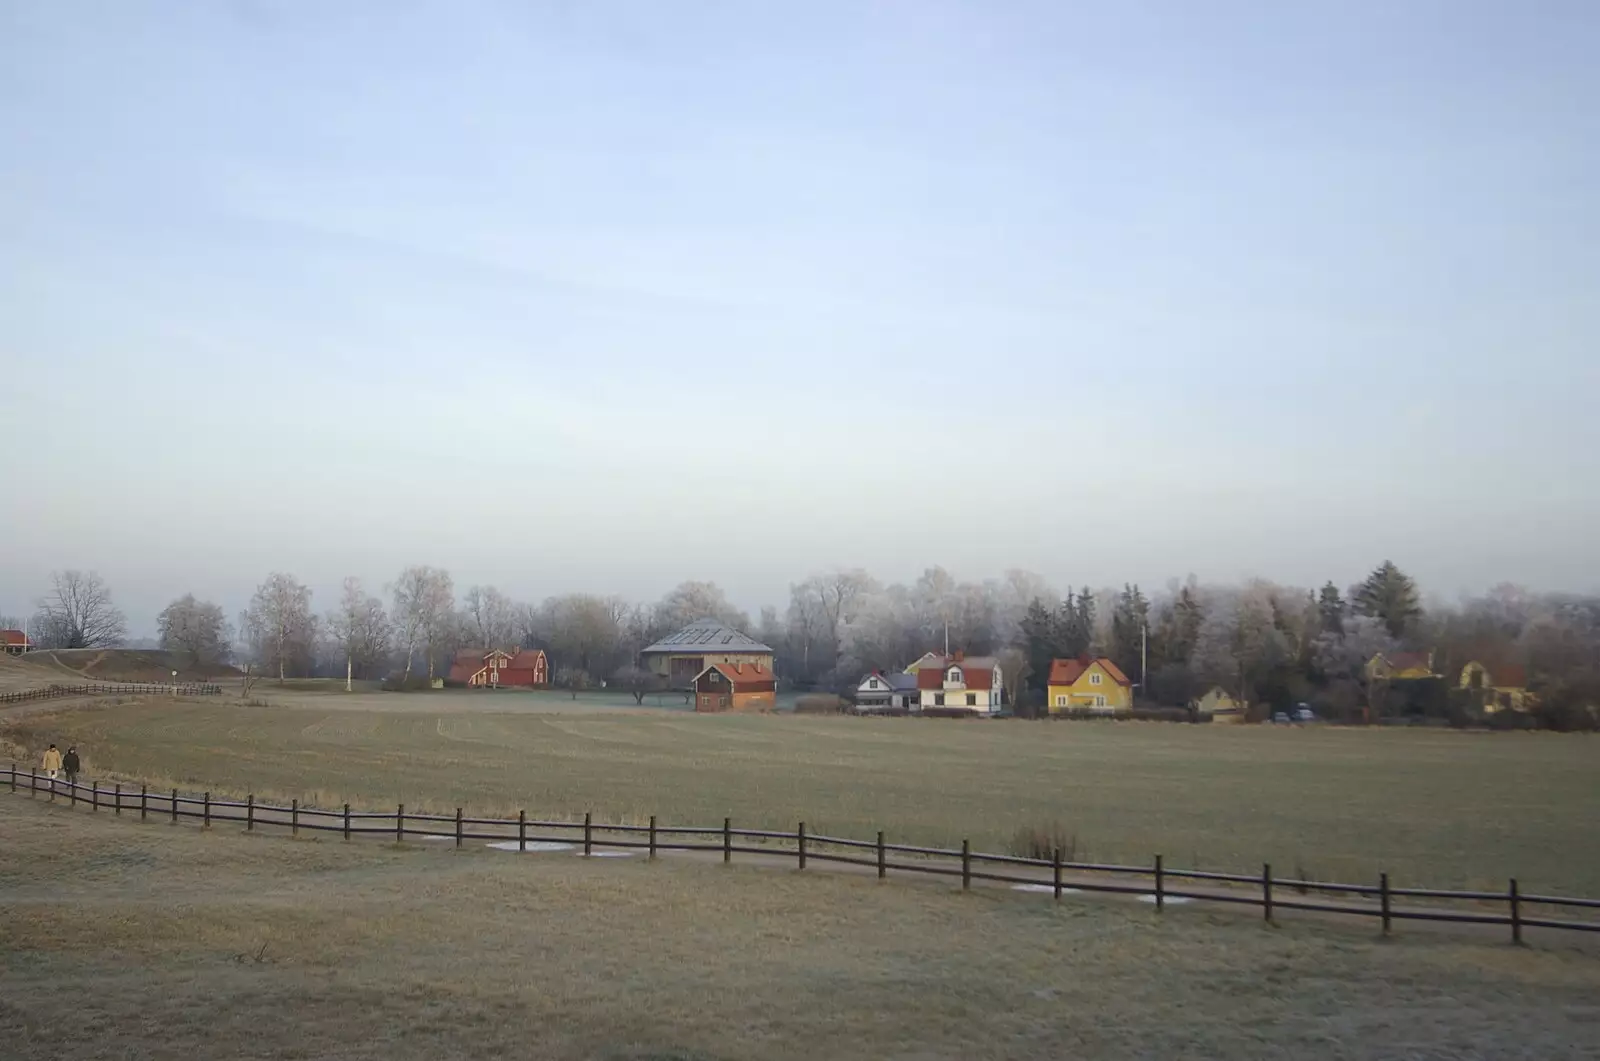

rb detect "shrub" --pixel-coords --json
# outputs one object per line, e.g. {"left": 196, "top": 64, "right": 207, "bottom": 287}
{"left": 380, "top": 676, "right": 438, "bottom": 692}
{"left": 1010, "top": 822, "right": 1079, "bottom": 863}
{"left": 794, "top": 693, "right": 846, "bottom": 715}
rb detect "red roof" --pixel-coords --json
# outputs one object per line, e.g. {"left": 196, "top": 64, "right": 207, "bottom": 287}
{"left": 507, "top": 649, "right": 546, "bottom": 671}
{"left": 698, "top": 661, "right": 775, "bottom": 691}
{"left": 0, "top": 630, "right": 27, "bottom": 647}
{"left": 915, "top": 655, "right": 997, "bottom": 691}
{"left": 1385, "top": 652, "right": 1433, "bottom": 672}
{"left": 1047, "top": 656, "right": 1131, "bottom": 686}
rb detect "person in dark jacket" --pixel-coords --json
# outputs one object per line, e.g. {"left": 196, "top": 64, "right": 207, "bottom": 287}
{"left": 63, "top": 747, "right": 81, "bottom": 787}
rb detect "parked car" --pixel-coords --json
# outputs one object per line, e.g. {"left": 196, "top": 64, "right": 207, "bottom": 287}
{"left": 1272, "top": 711, "right": 1291, "bottom": 724}
{"left": 1292, "top": 705, "right": 1317, "bottom": 723}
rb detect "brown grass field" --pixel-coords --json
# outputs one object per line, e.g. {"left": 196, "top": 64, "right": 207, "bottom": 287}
{"left": 4, "top": 689, "right": 1600, "bottom": 899}
{"left": 4, "top": 795, "right": 1600, "bottom": 1060}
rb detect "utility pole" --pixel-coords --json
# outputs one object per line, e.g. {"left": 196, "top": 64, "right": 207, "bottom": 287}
{"left": 1141, "top": 623, "right": 1147, "bottom": 700}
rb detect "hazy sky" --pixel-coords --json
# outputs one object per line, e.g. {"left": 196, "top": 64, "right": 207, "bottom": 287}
{"left": 2, "top": 1, "right": 1597, "bottom": 632}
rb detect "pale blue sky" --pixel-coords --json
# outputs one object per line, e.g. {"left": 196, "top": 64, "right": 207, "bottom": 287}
{"left": 2, "top": 1, "right": 1596, "bottom": 630}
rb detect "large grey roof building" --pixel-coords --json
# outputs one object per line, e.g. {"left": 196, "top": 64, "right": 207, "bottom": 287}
{"left": 640, "top": 618, "right": 774, "bottom": 687}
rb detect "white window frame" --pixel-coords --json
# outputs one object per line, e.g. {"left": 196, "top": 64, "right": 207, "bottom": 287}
{"left": 948, "top": 668, "right": 962, "bottom": 683}
{"left": 1094, "top": 694, "right": 1106, "bottom": 708}
{"left": 1055, "top": 695, "right": 1067, "bottom": 707}
{"left": 1090, "top": 673, "right": 1102, "bottom": 685}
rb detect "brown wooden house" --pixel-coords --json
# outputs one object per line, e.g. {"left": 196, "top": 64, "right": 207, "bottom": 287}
{"left": 692, "top": 661, "right": 777, "bottom": 713}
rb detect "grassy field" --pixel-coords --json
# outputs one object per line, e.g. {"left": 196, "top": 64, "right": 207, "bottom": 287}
{"left": 6, "top": 693, "right": 1600, "bottom": 897}
{"left": 4, "top": 796, "right": 1598, "bottom": 1061}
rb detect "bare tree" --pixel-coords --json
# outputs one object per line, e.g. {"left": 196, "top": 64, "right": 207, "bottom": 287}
{"left": 611, "top": 664, "right": 663, "bottom": 704}
{"left": 327, "top": 577, "right": 392, "bottom": 690}
{"left": 554, "top": 665, "right": 591, "bottom": 701}
{"left": 31, "top": 570, "right": 127, "bottom": 649}
{"left": 390, "top": 565, "right": 455, "bottom": 682}
{"left": 240, "top": 573, "right": 315, "bottom": 684}
{"left": 651, "top": 581, "right": 749, "bottom": 635}
{"left": 461, "top": 584, "right": 516, "bottom": 649}
{"left": 157, "top": 594, "right": 232, "bottom": 668}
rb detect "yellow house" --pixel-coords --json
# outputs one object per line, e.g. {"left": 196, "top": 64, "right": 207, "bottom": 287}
{"left": 1192, "top": 685, "right": 1247, "bottom": 723}
{"left": 1458, "top": 660, "right": 1535, "bottom": 713}
{"left": 1365, "top": 651, "right": 1437, "bottom": 682}
{"left": 1047, "top": 656, "right": 1133, "bottom": 714}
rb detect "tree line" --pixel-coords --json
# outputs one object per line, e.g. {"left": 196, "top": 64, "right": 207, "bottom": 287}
{"left": 7, "top": 562, "right": 1598, "bottom": 728}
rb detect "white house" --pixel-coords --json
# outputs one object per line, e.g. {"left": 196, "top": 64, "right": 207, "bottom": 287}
{"left": 853, "top": 671, "right": 920, "bottom": 713}
{"left": 915, "top": 652, "right": 1003, "bottom": 715}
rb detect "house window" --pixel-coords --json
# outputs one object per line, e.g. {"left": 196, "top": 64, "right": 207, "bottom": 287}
{"left": 1090, "top": 673, "right": 1102, "bottom": 685}
{"left": 1095, "top": 695, "right": 1106, "bottom": 708}
{"left": 1055, "top": 695, "right": 1067, "bottom": 707}
{"left": 934, "top": 693, "right": 945, "bottom": 706}
{"left": 965, "top": 693, "right": 976, "bottom": 706}
{"left": 869, "top": 679, "right": 880, "bottom": 689}
{"left": 948, "top": 668, "right": 962, "bottom": 683}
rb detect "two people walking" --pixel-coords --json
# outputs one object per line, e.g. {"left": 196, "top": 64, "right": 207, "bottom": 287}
{"left": 39, "top": 744, "right": 81, "bottom": 791}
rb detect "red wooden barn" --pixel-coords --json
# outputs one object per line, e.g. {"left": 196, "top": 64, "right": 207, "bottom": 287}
{"left": 449, "top": 648, "right": 549, "bottom": 688}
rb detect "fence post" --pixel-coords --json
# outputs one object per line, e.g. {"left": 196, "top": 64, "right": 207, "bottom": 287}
{"left": 67, "top": 773, "right": 74, "bottom": 806}
{"left": 1262, "top": 862, "right": 1273, "bottom": 923}
{"left": 246, "top": 793, "right": 254, "bottom": 831}
{"left": 962, "top": 839, "right": 971, "bottom": 891}
{"left": 115, "top": 783, "right": 122, "bottom": 816}
{"left": 517, "top": 809, "right": 525, "bottom": 852}
{"left": 1380, "top": 872, "right": 1391, "bottom": 936}
{"left": 170, "top": 788, "right": 178, "bottom": 823}
{"left": 878, "top": 830, "right": 887, "bottom": 880}
{"left": 722, "top": 816, "right": 730, "bottom": 863}
{"left": 648, "top": 814, "right": 657, "bottom": 860}
{"left": 798, "top": 821, "right": 807, "bottom": 870}
{"left": 291, "top": 798, "right": 298, "bottom": 837}
{"left": 583, "top": 811, "right": 592, "bottom": 856}
{"left": 8, "top": 763, "right": 13, "bottom": 793}
{"left": 31, "top": 768, "right": 37, "bottom": 798}
{"left": 1053, "top": 846, "right": 1062, "bottom": 900}
{"left": 454, "top": 808, "right": 462, "bottom": 848}
{"left": 1155, "top": 854, "right": 1165, "bottom": 912}
{"left": 346, "top": 803, "right": 354, "bottom": 842}
{"left": 140, "top": 784, "right": 147, "bottom": 821}
{"left": 1510, "top": 878, "right": 1522, "bottom": 945}
{"left": 203, "top": 791, "right": 210, "bottom": 828}
{"left": 399, "top": 804, "right": 407, "bottom": 845}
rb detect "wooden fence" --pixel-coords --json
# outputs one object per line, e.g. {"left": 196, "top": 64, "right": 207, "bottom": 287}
{"left": 8, "top": 764, "right": 1599, "bottom": 945}
{"left": 0, "top": 681, "right": 224, "bottom": 705}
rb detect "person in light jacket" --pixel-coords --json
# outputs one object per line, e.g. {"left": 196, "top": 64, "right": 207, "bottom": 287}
{"left": 62, "top": 747, "right": 81, "bottom": 787}
{"left": 41, "top": 744, "right": 62, "bottom": 780}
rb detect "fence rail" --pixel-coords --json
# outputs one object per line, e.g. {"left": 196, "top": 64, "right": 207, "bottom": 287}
{"left": 7, "top": 764, "right": 1598, "bottom": 946}
{"left": 0, "top": 681, "right": 223, "bottom": 705}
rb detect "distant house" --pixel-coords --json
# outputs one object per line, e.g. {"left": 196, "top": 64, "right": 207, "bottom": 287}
{"left": 915, "top": 651, "right": 1003, "bottom": 715}
{"left": 1191, "top": 685, "right": 1246, "bottom": 723}
{"left": 853, "top": 670, "right": 920, "bottom": 713}
{"left": 1365, "top": 651, "right": 1438, "bottom": 682}
{"left": 692, "top": 661, "right": 777, "bottom": 713}
{"left": 449, "top": 648, "right": 549, "bottom": 688}
{"left": 641, "top": 619, "right": 774, "bottom": 689}
{"left": 1046, "top": 656, "right": 1134, "bottom": 714}
{"left": 1, "top": 629, "right": 29, "bottom": 656}
{"left": 1458, "top": 660, "right": 1534, "bottom": 713}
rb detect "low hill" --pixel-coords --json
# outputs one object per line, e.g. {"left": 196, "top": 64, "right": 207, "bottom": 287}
{"left": 28, "top": 649, "right": 240, "bottom": 683}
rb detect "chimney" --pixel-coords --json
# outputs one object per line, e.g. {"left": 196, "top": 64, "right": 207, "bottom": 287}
{"left": 953, "top": 650, "right": 964, "bottom": 663}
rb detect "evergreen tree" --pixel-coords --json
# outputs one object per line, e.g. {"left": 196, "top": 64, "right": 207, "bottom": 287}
{"left": 1020, "top": 597, "right": 1058, "bottom": 696}
{"left": 1169, "top": 586, "right": 1202, "bottom": 664}
{"left": 1075, "top": 587, "right": 1096, "bottom": 653}
{"left": 1110, "top": 583, "right": 1150, "bottom": 681}
{"left": 1056, "top": 590, "right": 1091, "bottom": 658}
{"left": 1353, "top": 561, "right": 1422, "bottom": 639}
{"left": 1318, "top": 582, "right": 1346, "bottom": 637}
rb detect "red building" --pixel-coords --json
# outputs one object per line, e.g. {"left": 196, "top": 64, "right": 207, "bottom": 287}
{"left": 692, "top": 661, "right": 777, "bottom": 712}
{"left": 449, "top": 648, "right": 549, "bottom": 688}
{"left": 1, "top": 629, "right": 30, "bottom": 656}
